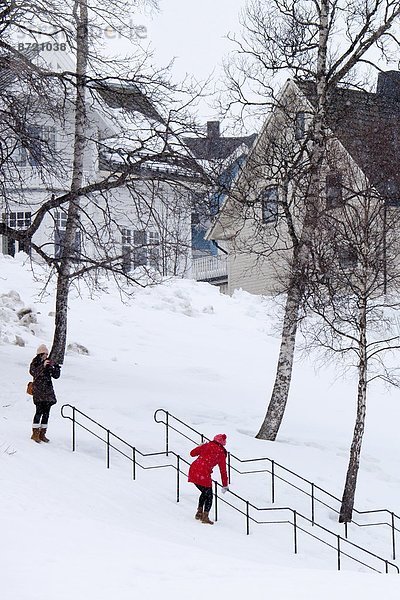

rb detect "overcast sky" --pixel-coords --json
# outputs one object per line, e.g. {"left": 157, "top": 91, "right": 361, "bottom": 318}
{"left": 139, "top": 0, "right": 247, "bottom": 122}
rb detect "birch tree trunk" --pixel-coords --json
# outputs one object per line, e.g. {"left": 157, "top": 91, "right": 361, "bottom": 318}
{"left": 339, "top": 297, "right": 368, "bottom": 523}
{"left": 256, "top": 0, "right": 330, "bottom": 440}
{"left": 50, "top": 0, "right": 88, "bottom": 364}
{"left": 256, "top": 281, "right": 301, "bottom": 439}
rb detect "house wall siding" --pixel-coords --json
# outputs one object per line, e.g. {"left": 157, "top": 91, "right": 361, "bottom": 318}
{"left": 1, "top": 111, "right": 192, "bottom": 278}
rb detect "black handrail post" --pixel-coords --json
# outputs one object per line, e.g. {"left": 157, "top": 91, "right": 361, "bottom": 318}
{"left": 271, "top": 460, "right": 275, "bottom": 504}
{"left": 293, "top": 510, "right": 298, "bottom": 554}
{"left": 385, "top": 560, "right": 389, "bottom": 574}
{"left": 132, "top": 447, "right": 136, "bottom": 481}
{"left": 337, "top": 536, "right": 341, "bottom": 571}
{"left": 344, "top": 521, "right": 348, "bottom": 539}
{"left": 227, "top": 452, "right": 231, "bottom": 484}
{"left": 214, "top": 481, "right": 218, "bottom": 522}
{"left": 311, "top": 483, "right": 315, "bottom": 525}
{"left": 246, "top": 501, "right": 250, "bottom": 535}
{"left": 72, "top": 406, "right": 76, "bottom": 452}
{"left": 106, "top": 430, "right": 110, "bottom": 469}
{"left": 166, "top": 411, "right": 169, "bottom": 457}
{"left": 391, "top": 512, "right": 396, "bottom": 560}
{"left": 176, "top": 455, "right": 180, "bottom": 503}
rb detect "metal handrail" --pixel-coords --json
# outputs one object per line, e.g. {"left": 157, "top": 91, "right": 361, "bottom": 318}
{"left": 61, "top": 404, "right": 398, "bottom": 574}
{"left": 153, "top": 408, "right": 400, "bottom": 560}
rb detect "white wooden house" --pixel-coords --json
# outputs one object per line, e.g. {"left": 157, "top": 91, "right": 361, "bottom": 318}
{"left": 1, "top": 49, "right": 197, "bottom": 279}
{"left": 207, "top": 72, "right": 400, "bottom": 296}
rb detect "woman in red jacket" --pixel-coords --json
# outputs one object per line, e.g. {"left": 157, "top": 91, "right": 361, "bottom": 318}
{"left": 188, "top": 433, "right": 229, "bottom": 525}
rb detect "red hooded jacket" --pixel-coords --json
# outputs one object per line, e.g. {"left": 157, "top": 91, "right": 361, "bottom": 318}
{"left": 188, "top": 441, "right": 228, "bottom": 488}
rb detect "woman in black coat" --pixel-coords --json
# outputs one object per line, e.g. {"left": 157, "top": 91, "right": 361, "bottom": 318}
{"left": 29, "top": 344, "right": 61, "bottom": 443}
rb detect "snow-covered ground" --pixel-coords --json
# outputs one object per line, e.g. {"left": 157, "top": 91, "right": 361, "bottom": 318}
{"left": 1, "top": 253, "right": 400, "bottom": 599}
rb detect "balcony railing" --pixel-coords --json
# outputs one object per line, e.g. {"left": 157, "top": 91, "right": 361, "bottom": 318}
{"left": 192, "top": 254, "right": 228, "bottom": 282}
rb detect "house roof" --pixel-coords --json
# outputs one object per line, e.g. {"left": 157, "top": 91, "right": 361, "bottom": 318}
{"left": 94, "top": 82, "right": 207, "bottom": 180}
{"left": 296, "top": 79, "right": 400, "bottom": 198}
{"left": 93, "top": 81, "right": 165, "bottom": 124}
{"left": 185, "top": 134, "right": 257, "bottom": 160}
{"left": 185, "top": 121, "right": 256, "bottom": 160}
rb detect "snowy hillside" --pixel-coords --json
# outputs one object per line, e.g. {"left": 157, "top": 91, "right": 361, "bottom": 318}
{"left": 1, "top": 253, "right": 400, "bottom": 599}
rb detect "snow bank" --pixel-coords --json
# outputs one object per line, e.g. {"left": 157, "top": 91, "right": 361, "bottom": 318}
{"left": 1, "top": 254, "right": 400, "bottom": 599}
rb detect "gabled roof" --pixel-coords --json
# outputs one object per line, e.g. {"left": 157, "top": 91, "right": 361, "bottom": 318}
{"left": 185, "top": 121, "right": 256, "bottom": 160}
{"left": 0, "top": 47, "right": 41, "bottom": 88}
{"left": 207, "top": 75, "right": 400, "bottom": 242}
{"left": 93, "top": 81, "right": 165, "bottom": 124}
{"left": 296, "top": 78, "right": 400, "bottom": 198}
{"left": 185, "top": 134, "right": 257, "bottom": 160}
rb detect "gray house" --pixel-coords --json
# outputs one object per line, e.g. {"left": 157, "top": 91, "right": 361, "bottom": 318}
{"left": 185, "top": 121, "right": 256, "bottom": 291}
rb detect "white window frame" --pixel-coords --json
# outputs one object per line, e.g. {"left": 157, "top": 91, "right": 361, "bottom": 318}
{"left": 2, "top": 211, "right": 32, "bottom": 256}
{"left": 120, "top": 228, "right": 161, "bottom": 272}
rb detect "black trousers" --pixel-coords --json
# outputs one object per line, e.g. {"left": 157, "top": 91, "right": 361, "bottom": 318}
{"left": 33, "top": 402, "right": 51, "bottom": 427}
{"left": 195, "top": 484, "right": 213, "bottom": 513}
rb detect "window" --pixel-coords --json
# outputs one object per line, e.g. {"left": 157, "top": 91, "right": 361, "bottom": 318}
{"left": 338, "top": 245, "right": 357, "bottom": 269}
{"left": 54, "top": 229, "right": 64, "bottom": 259}
{"left": 16, "top": 125, "right": 56, "bottom": 167}
{"left": 120, "top": 228, "right": 147, "bottom": 272}
{"left": 385, "top": 179, "right": 400, "bottom": 207}
{"left": 148, "top": 231, "right": 160, "bottom": 269}
{"left": 54, "top": 210, "right": 66, "bottom": 258}
{"left": 121, "top": 228, "right": 132, "bottom": 273}
{"left": 54, "top": 211, "right": 80, "bottom": 260}
{"left": 326, "top": 172, "right": 343, "bottom": 208}
{"left": 2, "top": 212, "right": 31, "bottom": 256}
{"left": 261, "top": 187, "right": 279, "bottom": 224}
{"left": 121, "top": 228, "right": 132, "bottom": 246}
{"left": 295, "top": 111, "right": 306, "bottom": 141}
{"left": 55, "top": 210, "right": 68, "bottom": 230}
{"left": 120, "top": 228, "right": 161, "bottom": 272}
{"left": 133, "top": 230, "right": 147, "bottom": 268}
{"left": 54, "top": 230, "right": 81, "bottom": 259}
{"left": 6, "top": 211, "right": 32, "bottom": 229}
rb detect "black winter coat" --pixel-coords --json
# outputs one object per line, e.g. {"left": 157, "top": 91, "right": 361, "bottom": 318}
{"left": 29, "top": 354, "right": 61, "bottom": 405}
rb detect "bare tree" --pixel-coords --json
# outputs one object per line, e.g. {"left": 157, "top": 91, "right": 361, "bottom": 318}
{"left": 223, "top": 0, "right": 400, "bottom": 441}
{"left": 51, "top": 0, "right": 89, "bottom": 363}
{"left": 298, "top": 148, "right": 400, "bottom": 522}
{"left": 0, "top": 0, "right": 206, "bottom": 364}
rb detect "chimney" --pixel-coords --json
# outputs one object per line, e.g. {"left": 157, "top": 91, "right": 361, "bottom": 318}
{"left": 377, "top": 71, "right": 400, "bottom": 101}
{"left": 207, "top": 121, "right": 220, "bottom": 138}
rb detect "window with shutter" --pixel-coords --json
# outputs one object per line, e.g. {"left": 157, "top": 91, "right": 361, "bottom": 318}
{"left": 133, "top": 230, "right": 147, "bottom": 268}
{"left": 338, "top": 245, "right": 357, "bottom": 269}
{"left": 326, "top": 172, "right": 343, "bottom": 208}
{"left": 261, "top": 187, "right": 279, "bottom": 224}
{"left": 121, "top": 228, "right": 133, "bottom": 273}
{"left": 54, "top": 210, "right": 66, "bottom": 258}
{"left": 295, "top": 111, "right": 306, "bottom": 141}
{"left": 54, "top": 229, "right": 65, "bottom": 259}
{"left": 148, "top": 231, "right": 160, "bottom": 269}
